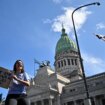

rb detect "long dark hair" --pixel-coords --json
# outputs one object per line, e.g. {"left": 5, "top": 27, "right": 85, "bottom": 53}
{"left": 13, "top": 60, "right": 25, "bottom": 73}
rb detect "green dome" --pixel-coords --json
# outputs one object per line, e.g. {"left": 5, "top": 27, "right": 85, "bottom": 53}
{"left": 56, "top": 28, "right": 77, "bottom": 54}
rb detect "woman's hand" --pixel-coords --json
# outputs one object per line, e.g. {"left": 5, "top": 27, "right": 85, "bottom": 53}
{"left": 12, "top": 75, "right": 18, "bottom": 80}
{"left": 11, "top": 74, "right": 18, "bottom": 80}
{"left": 11, "top": 74, "right": 30, "bottom": 86}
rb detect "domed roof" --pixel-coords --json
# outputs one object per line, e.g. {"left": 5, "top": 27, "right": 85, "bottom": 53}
{"left": 55, "top": 28, "right": 77, "bottom": 54}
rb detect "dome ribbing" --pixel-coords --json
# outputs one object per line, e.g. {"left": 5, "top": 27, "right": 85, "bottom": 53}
{"left": 55, "top": 28, "right": 77, "bottom": 54}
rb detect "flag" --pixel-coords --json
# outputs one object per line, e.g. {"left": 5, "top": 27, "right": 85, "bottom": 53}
{"left": 95, "top": 34, "right": 105, "bottom": 41}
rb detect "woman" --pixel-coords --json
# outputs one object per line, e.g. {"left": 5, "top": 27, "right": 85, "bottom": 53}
{"left": 5, "top": 60, "right": 30, "bottom": 105}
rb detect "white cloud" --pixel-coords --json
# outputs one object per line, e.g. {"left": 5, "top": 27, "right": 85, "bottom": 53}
{"left": 82, "top": 52, "right": 105, "bottom": 76}
{"left": 52, "top": 0, "right": 63, "bottom": 4}
{"left": 43, "top": 19, "right": 52, "bottom": 24}
{"left": 51, "top": 7, "right": 91, "bottom": 34}
{"left": 96, "top": 23, "right": 105, "bottom": 29}
{"left": 52, "top": 0, "right": 71, "bottom": 4}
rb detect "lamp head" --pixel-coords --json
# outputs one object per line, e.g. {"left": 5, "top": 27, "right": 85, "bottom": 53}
{"left": 95, "top": 2, "right": 100, "bottom": 6}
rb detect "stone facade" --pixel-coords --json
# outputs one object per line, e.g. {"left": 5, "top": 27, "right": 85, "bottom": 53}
{"left": 61, "top": 72, "right": 105, "bottom": 105}
{"left": 27, "top": 66, "right": 70, "bottom": 105}
{"left": 27, "top": 66, "right": 105, "bottom": 105}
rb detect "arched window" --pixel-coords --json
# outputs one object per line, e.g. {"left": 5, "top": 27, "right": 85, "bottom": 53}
{"left": 61, "top": 60, "right": 63, "bottom": 67}
{"left": 71, "top": 59, "right": 74, "bottom": 65}
{"left": 75, "top": 59, "right": 77, "bottom": 65}
{"left": 58, "top": 61, "right": 60, "bottom": 68}
{"left": 67, "top": 59, "right": 70, "bottom": 65}
{"left": 64, "top": 60, "right": 66, "bottom": 66}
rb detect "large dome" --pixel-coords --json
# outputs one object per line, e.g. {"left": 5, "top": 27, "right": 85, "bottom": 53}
{"left": 55, "top": 28, "right": 77, "bottom": 54}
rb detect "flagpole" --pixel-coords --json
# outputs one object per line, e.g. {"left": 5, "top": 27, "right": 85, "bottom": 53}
{"left": 71, "top": 2, "right": 100, "bottom": 105}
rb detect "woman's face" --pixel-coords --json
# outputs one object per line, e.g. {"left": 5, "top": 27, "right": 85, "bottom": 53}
{"left": 16, "top": 61, "right": 23, "bottom": 72}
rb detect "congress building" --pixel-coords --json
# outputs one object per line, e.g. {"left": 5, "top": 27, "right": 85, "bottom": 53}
{"left": 27, "top": 27, "right": 105, "bottom": 105}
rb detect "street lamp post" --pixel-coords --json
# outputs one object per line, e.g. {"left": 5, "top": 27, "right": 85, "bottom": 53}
{"left": 71, "top": 2, "right": 100, "bottom": 105}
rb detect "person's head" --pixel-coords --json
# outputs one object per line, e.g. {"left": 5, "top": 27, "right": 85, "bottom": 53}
{"left": 13, "top": 60, "right": 24, "bottom": 73}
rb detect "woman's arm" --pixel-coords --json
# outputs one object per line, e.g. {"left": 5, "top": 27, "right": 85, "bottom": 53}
{"left": 12, "top": 75, "right": 30, "bottom": 86}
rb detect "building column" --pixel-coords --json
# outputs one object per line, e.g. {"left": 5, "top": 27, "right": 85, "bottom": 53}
{"left": 56, "top": 94, "right": 61, "bottom": 105}
{"left": 64, "top": 102, "right": 67, "bottom": 105}
{"left": 41, "top": 100, "right": 44, "bottom": 105}
{"left": 34, "top": 102, "right": 36, "bottom": 105}
{"left": 73, "top": 101, "right": 77, "bottom": 105}
{"left": 49, "top": 98, "right": 52, "bottom": 105}
{"left": 93, "top": 97, "right": 98, "bottom": 105}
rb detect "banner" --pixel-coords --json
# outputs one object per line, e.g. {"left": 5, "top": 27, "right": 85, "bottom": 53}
{"left": 0, "top": 67, "right": 12, "bottom": 89}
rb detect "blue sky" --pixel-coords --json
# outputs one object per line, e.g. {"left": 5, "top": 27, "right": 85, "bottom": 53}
{"left": 0, "top": 0, "right": 105, "bottom": 98}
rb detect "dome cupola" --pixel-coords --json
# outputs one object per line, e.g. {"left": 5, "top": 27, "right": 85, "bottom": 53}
{"left": 55, "top": 27, "right": 77, "bottom": 55}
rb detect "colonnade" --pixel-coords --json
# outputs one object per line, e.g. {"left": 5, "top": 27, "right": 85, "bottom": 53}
{"left": 63, "top": 95, "right": 105, "bottom": 105}
{"left": 31, "top": 98, "right": 53, "bottom": 105}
